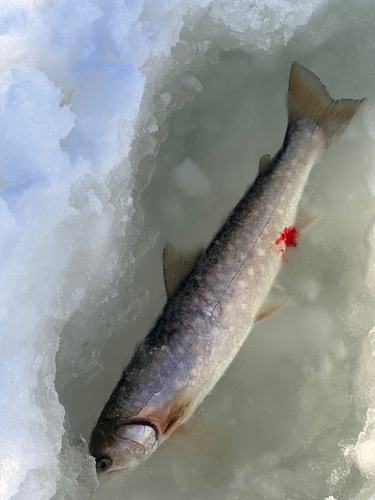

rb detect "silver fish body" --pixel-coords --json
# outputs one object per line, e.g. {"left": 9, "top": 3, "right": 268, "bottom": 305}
{"left": 90, "top": 63, "right": 363, "bottom": 475}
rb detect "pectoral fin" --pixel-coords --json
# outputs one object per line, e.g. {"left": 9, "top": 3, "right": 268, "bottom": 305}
{"left": 163, "top": 244, "right": 203, "bottom": 297}
{"left": 166, "top": 408, "right": 230, "bottom": 465}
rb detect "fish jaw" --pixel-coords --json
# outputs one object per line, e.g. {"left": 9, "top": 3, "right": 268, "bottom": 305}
{"left": 90, "top": 418, "right": 159, "bottom": 475}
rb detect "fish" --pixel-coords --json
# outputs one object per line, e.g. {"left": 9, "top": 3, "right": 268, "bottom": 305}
{"left": 89, "top": 62, "right": 364, "bottom": 475}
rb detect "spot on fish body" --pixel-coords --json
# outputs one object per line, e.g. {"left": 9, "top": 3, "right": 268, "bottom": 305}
{"left": 272, "top": 226, "right": 299, "bottom": 260}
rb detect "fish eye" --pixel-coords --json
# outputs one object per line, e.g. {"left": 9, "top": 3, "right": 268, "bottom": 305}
{"left": 96, "top": 455, "right": 113, "bottom": 472}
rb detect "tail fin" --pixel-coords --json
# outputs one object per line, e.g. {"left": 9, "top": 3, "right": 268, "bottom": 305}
{"left": 288, "top": 62, "right": 364, "bottom": 147}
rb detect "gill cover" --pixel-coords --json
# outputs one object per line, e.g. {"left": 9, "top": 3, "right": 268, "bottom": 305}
{"left": 95, "top": 423, "right": 158, "bottom": 474}
{"left": 116, "top": 423, "right": 158, "bottom": 458}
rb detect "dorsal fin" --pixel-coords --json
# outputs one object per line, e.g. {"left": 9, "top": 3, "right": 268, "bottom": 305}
{"left": 258, "top": 154, "right": 271, "bottom": 174}
{"left": 163, "top": 244, "right": 203, "bottom": 297}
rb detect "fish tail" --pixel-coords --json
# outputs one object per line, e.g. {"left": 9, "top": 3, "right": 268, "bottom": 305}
{"left": 287, "top": 61, "right": 364, "bottom": 147}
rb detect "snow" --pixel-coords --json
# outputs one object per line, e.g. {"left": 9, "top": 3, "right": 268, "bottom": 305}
{"left": 2, "top": 0, "right": 375, "bottom": 499}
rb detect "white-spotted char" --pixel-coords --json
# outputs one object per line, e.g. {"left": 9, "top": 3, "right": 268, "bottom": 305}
{"left": 90, "top": 62, "right": 364, "bottom": 475}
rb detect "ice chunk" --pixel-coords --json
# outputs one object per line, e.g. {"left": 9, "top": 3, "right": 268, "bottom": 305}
{"left": 355, "top": 409, "right": 375, "bottom": 478}
{"left": 210, "top": 0, "right": 326, "bottom": 46}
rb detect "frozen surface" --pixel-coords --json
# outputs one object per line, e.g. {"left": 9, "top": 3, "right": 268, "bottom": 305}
{"left": 2, "top": 0, "right": 375, "bottom": 499}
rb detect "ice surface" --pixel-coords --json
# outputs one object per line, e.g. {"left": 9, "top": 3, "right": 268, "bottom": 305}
{"left": 2, "top": 0, "right": 375, "bottom": 499}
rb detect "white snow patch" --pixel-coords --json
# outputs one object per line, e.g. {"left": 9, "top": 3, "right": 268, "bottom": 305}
{"left": 172, "top": 157, "right": 211, "bottom": 198}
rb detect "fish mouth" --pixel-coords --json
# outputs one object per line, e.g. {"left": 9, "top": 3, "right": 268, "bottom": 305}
{"left": 97, "top": 465, "right": 128, "bottom": 480}
{"left": 107, "top": 465, "right": 127, "bottom": 474}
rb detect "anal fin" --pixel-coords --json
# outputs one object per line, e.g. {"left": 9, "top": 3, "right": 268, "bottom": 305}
{"left": 295, "top": 205, "right": 321, "bottom": 232}
{"left": 255, "top": 294, "right": 289, "bottom": 324}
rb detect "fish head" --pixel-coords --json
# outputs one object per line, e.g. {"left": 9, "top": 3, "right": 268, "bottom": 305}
{"left": 90, "top": 419, "right": 158, "bottom": 475}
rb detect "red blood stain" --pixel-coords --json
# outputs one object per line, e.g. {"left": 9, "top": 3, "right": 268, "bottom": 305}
{"left": 273, "top": 226, "right": 299, "bottom": 260}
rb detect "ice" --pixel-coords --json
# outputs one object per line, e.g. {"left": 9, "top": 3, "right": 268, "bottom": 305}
{"left": 2, "top": 0, "right": 375, "bottom": 499}
{"left": 210, "top": 0, "right": 326, "bottom": 45}
{"left": 172, "top": 157, "right": 211, "bottom": 198}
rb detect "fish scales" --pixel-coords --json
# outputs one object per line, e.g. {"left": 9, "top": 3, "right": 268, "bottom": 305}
{"left": 90, "top": 62, "right": 364, "bottom": 475}
{"left": 106, "top": 121, "right": 321, "bottom": 420}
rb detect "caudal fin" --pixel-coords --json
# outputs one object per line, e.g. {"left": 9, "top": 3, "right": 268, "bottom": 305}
{"left": 288, "top": 62, "right": 364, "bottom": 147}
